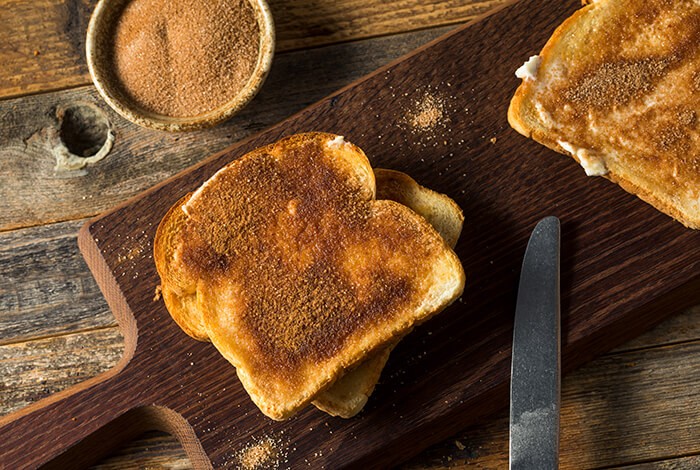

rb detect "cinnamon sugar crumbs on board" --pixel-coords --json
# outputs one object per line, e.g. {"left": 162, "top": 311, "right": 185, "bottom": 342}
{"left": 398, "top": 88, "right": 459, "bottom": 151}
{"left": 236, "top": 436, "right": 286, "bottom": 469}
{"left": 398, "top": 86, "right": 467, "bottom": 149}
{"left": 406, "top": 93, "right": 446, "bottom": 132}
{"left": 153, "top": 285, "right": 162, "bottom": 302}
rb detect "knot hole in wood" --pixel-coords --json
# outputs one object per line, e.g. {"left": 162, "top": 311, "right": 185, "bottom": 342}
{"left": 53, "top": 102, "right": 114, "bottom": 171}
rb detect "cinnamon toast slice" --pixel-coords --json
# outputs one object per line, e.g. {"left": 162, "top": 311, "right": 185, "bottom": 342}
{"left": 508, "top": 0, "right": 700, "bottom": 228}
{"left": 155, "top": 132, "right": 465, "bottom": 420}
{"left": 155, "top": 168, "right": 464, "bottom": 418}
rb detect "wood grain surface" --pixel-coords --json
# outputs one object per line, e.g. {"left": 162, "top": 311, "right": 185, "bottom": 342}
{"left": 0, "top": 26, "right": 452, "bottom": 231}
{"left": 92, "top": 307, "right": 700, "bottom": 469}
{"left": 3, "top": 218, "right": 700, "bottom": 468}
{"left": 2, "top": 0, "right": 700, "bottom": 468}
{"left": 3, "top": 0, "right": 700, "bottom": 467}
{"left": 0, "top": 0, "right": 503, "bottom": 100}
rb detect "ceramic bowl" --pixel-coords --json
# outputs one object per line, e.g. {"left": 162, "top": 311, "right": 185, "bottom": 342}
{"left": 86, "top": 0, "right": 275, "bottom": 132}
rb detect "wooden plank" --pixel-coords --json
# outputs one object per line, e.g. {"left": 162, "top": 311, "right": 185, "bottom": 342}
{"left": 0, "top": 219, "right": 114, "bottom": 344}
{"left": 402, "top": 341, "right": 700, "bottom": 469}
{"left": 271, "top": 0, "right": 501, "bottom": 51}
{"left": 0, "top": 327, "right": 123, "bottom": 418}
{"left": 0, "top": 331, "right": 697, "bottom": 468}
{"left": 42, "top": 336, "right": 697, "bottom": 469}
{"left": 559, "top": 342, "right": 700, "bottom": 468}
{"left": 614, "top": 455, "right": 700, "bottom": 469}
{"left": 0, "top": 0, "right": 97, "bottom": 99}
{"left": 0, "top": 0, "right": 505, "bottom": 99}
{"left": 89, "top": 432, "right": 191, "bottom": 470}
{"left": 0, "top": 26, "right": 451, "bottom": 231}
{"left": 612, "top": 305, "right": 700, "bottom": 353}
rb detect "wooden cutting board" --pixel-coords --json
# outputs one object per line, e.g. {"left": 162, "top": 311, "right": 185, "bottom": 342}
{"left": 2, "top": 0, "right": 700, "bottom": 468}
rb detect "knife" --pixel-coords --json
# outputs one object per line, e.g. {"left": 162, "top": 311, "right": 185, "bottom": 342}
{"left": 510, "top": 216, "right": 561, "bottom": 470}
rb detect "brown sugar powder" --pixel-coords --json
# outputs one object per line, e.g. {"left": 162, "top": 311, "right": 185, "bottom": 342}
{"left": 236, "top": 436, "right": 285, "bottom": 470}
{"left": 563, "top": 58, "right": 670, "bottom": 109}
{"left": 111, "top": 0, "right": 260, "bottom": 117}
{"left": 407, "top": 93, "right": 446, "bottom": 132}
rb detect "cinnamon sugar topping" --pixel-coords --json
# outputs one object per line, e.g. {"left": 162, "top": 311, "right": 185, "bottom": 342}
{"left": 236, "top": 436, "right": 285, "bottom": 469}
{"left": 180, "top": 135, "right": 433, "bottom": 378}
{"left": 111, "top": 0, "right": 260, "bottom": 117}
{"left": 564, "top": 58, "right": 670, "bottom": 108}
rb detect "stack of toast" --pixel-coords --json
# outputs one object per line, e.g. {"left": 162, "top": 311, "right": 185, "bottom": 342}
{"left": 509, "top": 0, "right": 700, "bottom": 229}
{"left": 154, "top": 132, "right": 465, "bottom": 420}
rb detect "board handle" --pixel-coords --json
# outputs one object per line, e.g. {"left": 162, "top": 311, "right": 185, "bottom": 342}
{"left": 0, "top": 358, "right": 214, "bottom": 469}
{"left": 0, "top": 362, "right": 141, "bottom": 469}
{"left": 0, "top": 222, "right": 164, "bottom": 467}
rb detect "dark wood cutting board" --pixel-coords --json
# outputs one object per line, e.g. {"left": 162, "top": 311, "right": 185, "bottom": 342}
{"left": 2, "top": 0, "right": 700, "bottom": 468}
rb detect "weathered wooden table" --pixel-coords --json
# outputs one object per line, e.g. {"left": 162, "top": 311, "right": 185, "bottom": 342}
{"left": 1, "top": 0, "right": 699, "bottom": 468}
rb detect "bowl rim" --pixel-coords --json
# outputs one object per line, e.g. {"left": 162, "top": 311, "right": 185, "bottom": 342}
{"left": 86, "top": 0, "right": 275, "bottom": 132}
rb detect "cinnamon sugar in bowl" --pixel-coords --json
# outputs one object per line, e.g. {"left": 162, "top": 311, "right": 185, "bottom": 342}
{"left": 86, "top": 0, "right": 274, "bottom": 131}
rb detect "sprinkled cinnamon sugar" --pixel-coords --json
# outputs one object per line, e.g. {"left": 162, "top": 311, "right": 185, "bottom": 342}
{"left": 236, "top": 436, "right": 286, "bottom": 469}
{"left": 406, "top": 93, "right": 447, "bottom": 132}
{"left": 657, "top": 122, "right": 691, "bottom": 152}
{"left": 677, "top": 108, "right": 697, "bottom": 127}
{"left": 518, "top": 0, "right": 700, "bottom": 226}
{"left": 111, "top": 0, "right": 260, "bottom": 117}
{"left": 180, "top": 135, "right": 431, "bottom": 381}
{"left": 563, "top": 58, "right": 670, "bottom": 108}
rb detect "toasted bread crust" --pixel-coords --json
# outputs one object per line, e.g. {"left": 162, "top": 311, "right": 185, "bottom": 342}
{"left": 508, "top": 0, "right": 700, "bottom": 229}
{"left": 375, "top": 169, "right": 464, "bottom": 248}
{"left": 154, "top": 193, "right": 210, "bottom": 341}
{"left": 312, "top": 344, "right": 394, "bottom": 418}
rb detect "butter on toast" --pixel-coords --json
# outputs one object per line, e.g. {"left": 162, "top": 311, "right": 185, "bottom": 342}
{"left": 156, "top": 132, "right": 465, "bottom": 420}
{"left": 508, "top": 0, "right": 700, "bottom": 229}
{"left": 311, "top": 168, "right": 464, "bottom": 418}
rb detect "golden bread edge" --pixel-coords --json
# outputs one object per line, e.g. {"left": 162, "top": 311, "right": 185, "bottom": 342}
{"left": 312, "top": 169, "right": 464, "bottom": 417}
{"left": 154, "top": 193, "right": 210, "bottom": 340}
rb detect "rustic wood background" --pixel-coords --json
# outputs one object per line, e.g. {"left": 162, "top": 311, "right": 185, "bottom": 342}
{"left": 1, "top": 0, "right": 699, "bottom": 468}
